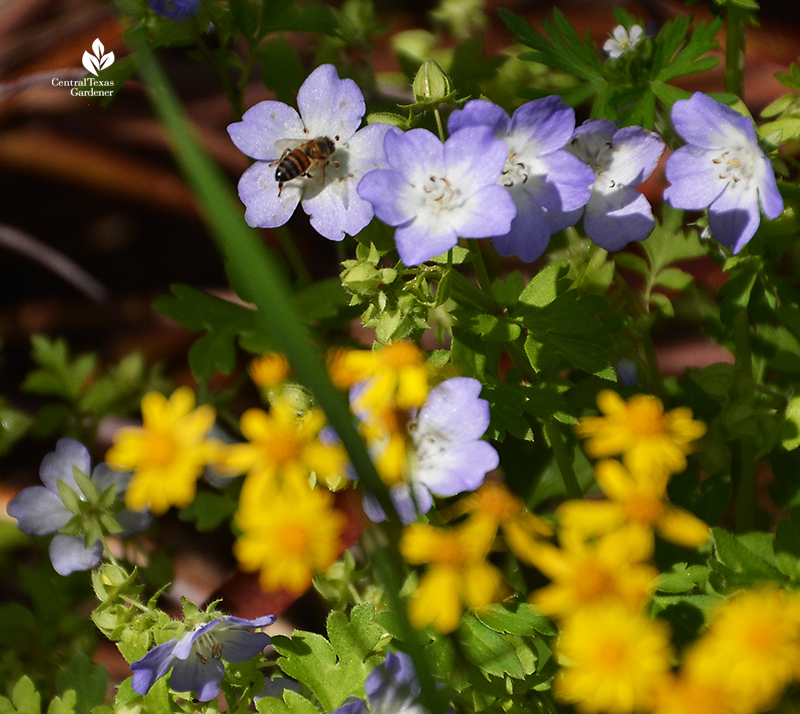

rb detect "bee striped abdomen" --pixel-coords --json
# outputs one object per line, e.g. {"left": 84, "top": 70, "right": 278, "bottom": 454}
{"left": 274, "top": 137, "right": 336, "bottom": 192}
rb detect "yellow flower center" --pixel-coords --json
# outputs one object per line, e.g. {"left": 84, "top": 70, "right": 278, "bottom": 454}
{"left": 263, "top": 429, "right": 303, "bottom": 466}
{"left": 436, "top": 534, "right": 469, "bottom": 567}
{"left": 576, "top": 564, "right": 615, "bottom": 602}
{"left": 279, "top": 522, "right": 312, "bottom": 555}
{"left": 624, "top": 397, "right": 667, "bottom": 437}
{"left": 597, "top": 638, "right": 628, "bottom": 670}
{"left": 625, "top": 493, "right": 666, "bottom": 525}
{"left": 143, "top": 431, "right": 178, "bottom": 468}
{"left": 743, "top": 621, "right": 778, "bottom": 652}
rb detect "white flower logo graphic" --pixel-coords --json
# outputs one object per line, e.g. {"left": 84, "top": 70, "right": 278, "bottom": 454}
{"left": 82, "top": 39, "right": 115, "bottom": 76}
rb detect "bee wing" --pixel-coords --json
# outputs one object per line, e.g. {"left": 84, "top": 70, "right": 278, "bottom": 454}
{"left": 274, "top": 138, "right": 306, "bottom": 153}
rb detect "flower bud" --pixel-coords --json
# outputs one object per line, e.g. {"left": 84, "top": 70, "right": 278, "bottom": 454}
{"left": 412, "top": 60, "right": 452, "bottom": 105}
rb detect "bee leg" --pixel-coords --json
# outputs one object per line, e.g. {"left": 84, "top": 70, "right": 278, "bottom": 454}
{"left": 278, "top": 182, "right": 284, "bottom": 197}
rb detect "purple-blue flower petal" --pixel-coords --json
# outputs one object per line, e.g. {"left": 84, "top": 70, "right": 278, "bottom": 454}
{"left": 708, "top": 183, "right": 763, "bottom": 254}
{"left": 7, "top": 486, "right": 70, "bottom": 535}
{"left": 131, "top": 639, "right": 179, "bottom": 695}
{"left": 448, "top": 99, "right": 511, "bottom": 138}
{"left": 40, "top": 438, "right": 91, "bottom": 494}
{"left": 510, "top": 96, "right": 576, "bottom": 153}
{"left": 663, "top": 146, "right": 726, "bottom": 210}
{"left": 385, "top": 129, "right": 445, "bottom": 183}
{"left": 671, "top": 92, "right": 758, "bottom": 149}
{"left": 395, "top": 218, "right": 459, "bottom": 266}
{"left": 214, "top": 629, "right": 271, "bottom": 663}
{"left": 448, "top": 184, "right": 516, "bottom": 239}
{"left": 49, "top": 535, "right": 104, "bottom": 576}
{"left": 444, "top": 126, "right": 507, "bottom": 193}
{"left": 358, "top": 169, "right": 416, "bottom": 226}
{"left": 530, "top": 150, "right": 595, "bottom": 212}
{"left": 237, "top": 161, "right": 302, "bottom": 229}
{"left": 331, "top": 697, "right": 370, "bottom": 714}
{"left": 297, "top": 65, "right": 365, "bottom": 143}
{"left": 605, "top": 126, "right": 664, "bottom": 187}
{"left": 491, "top": 192, "right": 552, "bottom": 262}
{"left": 227, "top": 102, "right": 305, "bottom": 162}
{"left": 170, "top": 656, "right": 226, "bottom": 701}
{"left": 584, "top": 187, "right": 655, "bottom": 250}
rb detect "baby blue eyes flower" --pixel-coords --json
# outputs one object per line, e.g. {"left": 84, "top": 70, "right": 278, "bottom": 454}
{"left": 148, "top": 0, "right": 200, "bottom": 21}
{"left": 567, "top": 119, "right": 665, "bottom": 251}
{"left": 332, "top": 652, "right": 427, "bottom": 714}
{"left": 6, "top": 438, "right": 152, "bottom": 576}
{"left": 447, "top": 97, "right": 595, "bottom": 262}
{"left": 664, "top": 92, "right": 784, "bottom": 254}
{"left": 362, "top": 377, "right": 499, "bottom": 524}
{"left": 357, "top": 126, "right": 517, "bottom": 266}
{"left": 131, "top": 615, "right": 275, "bottom": 701}
{"left": 228, "top": 64, "right": 392, "bottom": 242}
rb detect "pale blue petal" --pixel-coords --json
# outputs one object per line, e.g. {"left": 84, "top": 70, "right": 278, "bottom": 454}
{"left": 131, "top": 639, "right": 178, "bottom": 695}
{"left": 385, "top": 129, "right": 444, "bottom": 184}
{"left": 40, "top": 438, "right": 91, "bottom": 494}
{"left": 510, "top": 95, "right": 576, "bottom": 153}
{"left": 216, "top": 629, "right": 270, "bottom": 663}
{"left": 584, "top": 187, "right": 655, "bottom": 251}
{"left": 605, "top": 126, "right": 664, "bottom": 187}
{"left": 297, "top": 65, "right": 365, "bottom": 143}
{"left": 757, "top": 157, "right": 784, "bottom": 219}
{"left": 491, "top": 191, "right": 551, "bottom": 262}
{"left": 49, "top": 535, "right": 103, "bottom": 575}
{"left": 302, "top": 175, "right": 373, "bottom": 241}
{"left": 447, "top": 99, "right": 511, "bottom": 138}
{"left": 357, "top": 170, "right": 416, "bottom": 226}
{"left": 530, "top": 150, "right": 595, "bottom": 212}
{"left": 447, "top": 184, "right": 516, "bottom": 239}
{"left": 238, "top": 161, "right": 302, "bottom": 228}
{"left": 170, "top": 656, "right": 225, "bottom": 701}
{"left": 444, "top": 126, "right": 507, "bottom": 193}
{"left": 664, "top": 145, "right": 725, "bottom": 210}
{"left": 671, "top": 92, "right": 757, "bottom": 149}
{"left": 228, "top": 102, "right": 305, "bottom": 161}
{"left": 7, "top": 486, "right": 70, "bottom": 535}
{"left": 394, "top": 218, "right": 458, "bottom": 267}
{"left": 709, "top": 182, "right": 763, "bottom": 254}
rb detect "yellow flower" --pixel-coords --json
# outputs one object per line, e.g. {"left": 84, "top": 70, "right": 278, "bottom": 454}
{"left": 554, "top": 603, "right": 674, "bottom": 714}
{"left": 220, "top": 395, "right": 349, "bottom": 491}
{"left": 106, "top": 387, "right": 217, "bottom": 515}
{"left": 329, "top": 341, "right": 431, "bottom": 415}
{"left": 234, "top": 474, "right": 347, "bottom": 595}
{"left": 557, "top": 459, "right": 711, "bottom": 556}
{"left": 249, "top": 352, "right": 291, "bottom": 388}
{"left": 401, "top": 521, "right": 504, "bottom": 633}
{"left": 682, "top": 587, "right": 800, "bottom": 713}
{"left": 576, "top": 390, "right": 706, "bottom": 479}
{"left": 653, "top": 672, "right": 737, "bottom": 714}
{"left": 528, "top": 528, "right": 658, "bottom": 621}
{"left": 453, "top": 481, "right": 552, "bottom": 563}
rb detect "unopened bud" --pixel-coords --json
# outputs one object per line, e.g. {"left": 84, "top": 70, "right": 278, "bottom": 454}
{"left": 412, "top": 60, "right": 452, "bottom": 104}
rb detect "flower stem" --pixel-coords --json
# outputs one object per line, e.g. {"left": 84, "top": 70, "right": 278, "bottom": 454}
{"left": 544, "top": 420, "right": 583, "bottom": 500}
{"left": 724, "top": 4, "right": 747, "bottom": 100}
{"left": 275, "top": 225, "right": 314, "bottom": 287}
{"left": 433, "top": 108, "right": 446, "bottom": 142}
{"left": 469, "top": 239, "right": 494, "bottom": 296}
{"left": 733, "top": 308, "right": 757, "bottom": 532}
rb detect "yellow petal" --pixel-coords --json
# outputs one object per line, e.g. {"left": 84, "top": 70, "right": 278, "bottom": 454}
{"left": 656, "top": 507, "right": 711, "bottom": 549}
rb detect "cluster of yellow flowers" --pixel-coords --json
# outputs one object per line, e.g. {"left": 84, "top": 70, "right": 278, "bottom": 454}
{"left": 552, "top": 390, "right": 800, "bottom": 714}
{"left": 105, "top": 360, "right": 351, "bottom": 596}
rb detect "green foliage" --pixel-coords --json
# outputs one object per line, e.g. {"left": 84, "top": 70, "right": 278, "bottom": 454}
{"left": 271, "top": 603, "right": 387, "bottom": 711}
{"left": 500, "top": 8, "right": 721, "bottom": 127}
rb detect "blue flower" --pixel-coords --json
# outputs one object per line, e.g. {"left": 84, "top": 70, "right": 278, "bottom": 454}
{"left": 357, "top": 126, "right": 517, "bottom": 266}
{"left": 362, "top": 377, "right": 499, "bottom": 524}
{"left": 447, "top": 97, "right": 595, "bottom": 262}
{"left": 6, "top": 439, "right": 152, "bottom": 576}
{"left": 228, "top": 65, "right": 393, "bottom": 242}
{"left": 131, "top": 615, "right": 276, "bottom": 701}
{"left": 567, "top": 119, "right": 665, "bottom": 251}
{"left": 148, "top": 0, "right": 201, "bottom": 22}
{"left": 333, "top": 652, "right": 427, "bottom": 714}
{"left": 664, "top": 92, "right": 783, "bottom": 254}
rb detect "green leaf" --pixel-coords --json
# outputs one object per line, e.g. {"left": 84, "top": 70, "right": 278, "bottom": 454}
{"left": 54, "top": 654, "right": 107, "bottom": 714}
{"left": 22, "top": 336, "right": 96, "bottom": 402}
{"left": 457, "top": 615, "right": 527, "bottom": 679}
{"left": 654, "top": 16, "right": 721, "bottom": 84}
{"left": 154, "top": 284, "right": 260, "bottom": 380}
{"left": 516, "top": 262, "right": 569, "bottom": 311}
{"left": 774, "top": 508, "right": 800, "bottom": 580}
{"left": 783, "top": 396, "right": 800, "bottom": 451}
{"left": 273, "top": 603, "right": 385, "bottom": 711}
{"left": 474, "top": 602, "right": 557, "bottom": 637}
{"left": 257, "top": 690, "right": 321, "bottom": 714}
{"left": 178, "top": 489, "right": 238, "bottom": 531}
{"left": 653, "top": 267, "right": 694, "bottom": 291}
{"left": 259, "top": 38, "right": 305, "bottom": 104}
{"left": 45, "top": 691, "right": 75, "bottom": 714}
{"left": 710, "top": 527, "right": 787, "bottom": 592}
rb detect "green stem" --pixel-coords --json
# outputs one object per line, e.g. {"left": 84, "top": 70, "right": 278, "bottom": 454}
{"left": 733, "top": 308, "right": 757, "bottom": 532}
{"left": 433, "top": 108, "right": 446, "bottom": 142}
{"left": 469, "top": 239, "right": 494, "bottom": 296}
{"left": 724, "top": 4, "right": 747, "bottom": 100}
{"left": 544, "top": 420, "right": 583, "bottom": 500}
{"left": 275, "top": 225, "right": 314, "bottom": 287}
{"left": 573, "top": 243, "right": 599, "bottom": 291}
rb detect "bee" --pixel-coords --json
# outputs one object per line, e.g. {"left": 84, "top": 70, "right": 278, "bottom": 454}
{"left": 272, "top": 136, "right": 337, "bottom": 196}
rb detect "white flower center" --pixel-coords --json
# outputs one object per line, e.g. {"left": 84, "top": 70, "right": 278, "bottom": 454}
{"left": 420, "top": 174, "right": 460, "bottom": 210}
{"left": 501, "top": 152, "right": 530, "bottom": 188}
{"left": 712, "top": 146, "right": 758, "bottom": 187}
{"left": 193, "top": 630, "right": 225, "bottom": 665}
